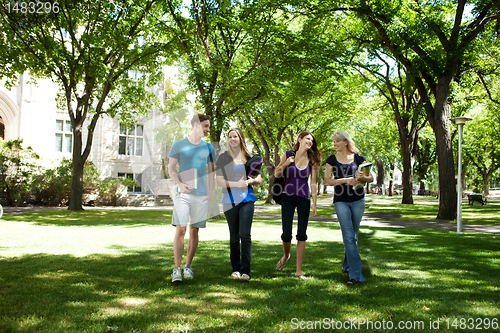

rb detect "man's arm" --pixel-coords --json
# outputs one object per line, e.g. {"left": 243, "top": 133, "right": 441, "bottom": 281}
{"left": 168, "top": 156, "right": 191, "bottom": 193}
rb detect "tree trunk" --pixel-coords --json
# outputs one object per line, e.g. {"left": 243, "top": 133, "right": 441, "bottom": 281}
{"left": 400, "top": 144, "right": 414, "bottom": 203}
{"left": 376, "top": 160, "right": 384, "bottom": 188}
{"left": 69, "top": 129, "right": 84, "bottom": 211}
{"left": 266, "top": 165, "right": 276, "bottom": 204}
{"left": 483, "top": 173, "right": 490, "bottom": 197}
{"left": 400, "top": 134, "right": 416, "bottom": 204}
{"left": 431, "top": 98, "right": 456, "bottom": 220}
{"left": 419, "top": 181, "right": 425, "bottom": 194}
{"left": 388, "top": 162, "right": 394, "bottom": 196}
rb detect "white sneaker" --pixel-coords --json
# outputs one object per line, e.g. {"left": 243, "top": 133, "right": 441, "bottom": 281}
{"left": 172, "top": 267, "right": 182, "bottom": 282}
{"left": 183, "top": 264, "right": 194, "bottom": 280}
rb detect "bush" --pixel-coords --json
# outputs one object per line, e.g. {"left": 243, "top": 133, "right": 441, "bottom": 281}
{"left": 0, "top": 139, "right": 41, "bottom": 206}
{"left": 30, "top": 158, "right": 72, "bottom": 206}
{"left": 1, "top": 139, "right": 138, "bottom": 207}
{"left": 94, "top": 176, "right": 138, "bottom": 206}
{"left": 31, "top": 159, "right": 136, "bottom": 206}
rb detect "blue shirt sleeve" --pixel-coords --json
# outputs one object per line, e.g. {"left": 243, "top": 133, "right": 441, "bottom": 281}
{"left": 208, "top": 143, "right": 216, "bottom": 163}
{"left": 168, "top": 140, "right": 180, "bottom": 160}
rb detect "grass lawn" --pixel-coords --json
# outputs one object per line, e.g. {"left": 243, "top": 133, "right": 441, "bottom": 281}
{"left": 1, "top": 210, "right": 499, "bottom": 332}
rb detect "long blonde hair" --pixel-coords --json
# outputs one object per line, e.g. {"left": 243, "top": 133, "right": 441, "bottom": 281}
{"left": 332, "top": 131, "right": 359, "bottom": 154}
{"left": 227, "top": 128, "right": 252, "bottom": 162}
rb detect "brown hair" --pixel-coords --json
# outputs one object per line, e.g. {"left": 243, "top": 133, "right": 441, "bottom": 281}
{"left": 227, "top": 128, "right": 252, "bottom": 163}
{"left": 292, "top": 131, "right": 321, "bottom": 168}
{"left": 190, "top": 113, "right": 210, "bottom": 127}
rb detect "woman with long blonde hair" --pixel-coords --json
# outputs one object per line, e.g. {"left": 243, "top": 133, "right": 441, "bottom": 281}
{"left": 324, "top": 131, "right": 373, "bottom": 285}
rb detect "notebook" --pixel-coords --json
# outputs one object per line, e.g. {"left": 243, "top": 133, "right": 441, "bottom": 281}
{"left": 178, "top": 168, "right": 198, "bottom": 190}
{"left": 354, "top": 162, "right": 372, "bottom": 190}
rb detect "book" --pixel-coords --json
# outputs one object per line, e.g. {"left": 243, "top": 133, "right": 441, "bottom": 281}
{"left": 354, "top": 162, "right": 372, "bottom": 190}
{"left": 178, "top": 168, "right": 198, "bottom": 190}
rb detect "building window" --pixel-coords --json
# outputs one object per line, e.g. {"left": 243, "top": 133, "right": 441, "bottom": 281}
{"left": 118, "top": 173, "right": 142, "bottom": 193}
{"left": 119, "top": 123, "right": 143, "bottom": 156}
{"left": 55, "top": 120, "right": 72, "bottom": 153}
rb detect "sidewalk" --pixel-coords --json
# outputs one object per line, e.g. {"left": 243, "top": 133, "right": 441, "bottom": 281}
{"left": 3, "top": 197, "right": 500, "bottom": 234}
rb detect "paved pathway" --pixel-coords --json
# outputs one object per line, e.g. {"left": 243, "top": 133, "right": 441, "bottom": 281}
{"left": 3, "top": 197, "right": 500, "bottom": 234}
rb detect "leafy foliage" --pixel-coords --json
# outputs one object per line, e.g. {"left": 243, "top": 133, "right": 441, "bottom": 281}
{"left": 162, "top": 0, "right": 305, "bottom": 144}
{"left": 463, "top": 107, "right": 500, "bottom": 194}
{"left": 0, "top": 139, "right": 40, "bottom": 206}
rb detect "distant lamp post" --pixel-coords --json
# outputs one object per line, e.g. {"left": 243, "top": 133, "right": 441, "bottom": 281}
{"left": 451, "top": 116, "right": 472, "bottom": 234}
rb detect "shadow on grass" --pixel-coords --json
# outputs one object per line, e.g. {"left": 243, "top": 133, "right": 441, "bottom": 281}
{"left": 1, "top": 227, "right": 499, "bottom": 332}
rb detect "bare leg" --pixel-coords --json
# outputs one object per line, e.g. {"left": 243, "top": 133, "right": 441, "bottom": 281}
{"left": 281, "top": 241, "right": 291, "bottom": 265}
{"left": 296, "top": 240, "right": 306, "bottom": 277}
{"left": 173, "top": 225, "right": 187, "bottom": 267}
{"left": 185, "top": 227, "right": 199, "bottom": 265}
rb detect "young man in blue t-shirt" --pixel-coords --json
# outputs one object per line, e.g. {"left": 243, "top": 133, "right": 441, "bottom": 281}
{"left": 168, "top": 114, "right": 216, "bottom": 282}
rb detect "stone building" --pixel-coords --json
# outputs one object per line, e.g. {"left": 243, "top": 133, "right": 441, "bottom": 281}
{"left": 1, "top": 71, "right": 177, "bottom": 201}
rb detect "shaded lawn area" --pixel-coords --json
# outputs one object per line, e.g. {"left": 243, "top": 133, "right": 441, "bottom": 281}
{"left": 0, "top": 211, "right": 499, "bottom": 332}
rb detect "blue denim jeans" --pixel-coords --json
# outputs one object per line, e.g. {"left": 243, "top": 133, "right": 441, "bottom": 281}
{"left": 281, "top": 194, "right": 310, "bottom": 242}
{"left": 334, "top": 198, "right": 366, "bottom": 282}
{"left": 223, "top": 201, "right": 254, "bottom": 276}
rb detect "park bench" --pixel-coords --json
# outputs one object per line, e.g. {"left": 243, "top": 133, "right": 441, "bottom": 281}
{"left": 468, "top": 194, "right": 486, "bottom": 206}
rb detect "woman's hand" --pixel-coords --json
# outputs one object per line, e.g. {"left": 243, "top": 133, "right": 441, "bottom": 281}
{"left": 285, "top": 155, "right": 295, "bottom": 167}
{"left": 346, "top": 177, "right": 361, "bottom": 187}
{"left": 311, "top": 205, "right": 317, "bottom": 217}
{"left": 244, "top": 176, "right": 254, "bottom": 187}
{"left": 355, "top": 170, "right": 365, "bottom": 182}
{"left": 234, "top": 176, "right": 248, "bottom": 188}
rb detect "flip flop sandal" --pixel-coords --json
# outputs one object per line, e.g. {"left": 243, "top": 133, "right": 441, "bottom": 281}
{"left": 231, "top": 271, "right": 241, "bottom": 279}
{"left": 295, "top": 274, "right": 307, "bottom": 280}
{"left": 276, "top": 256, "right": 289, "bottom": 271}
